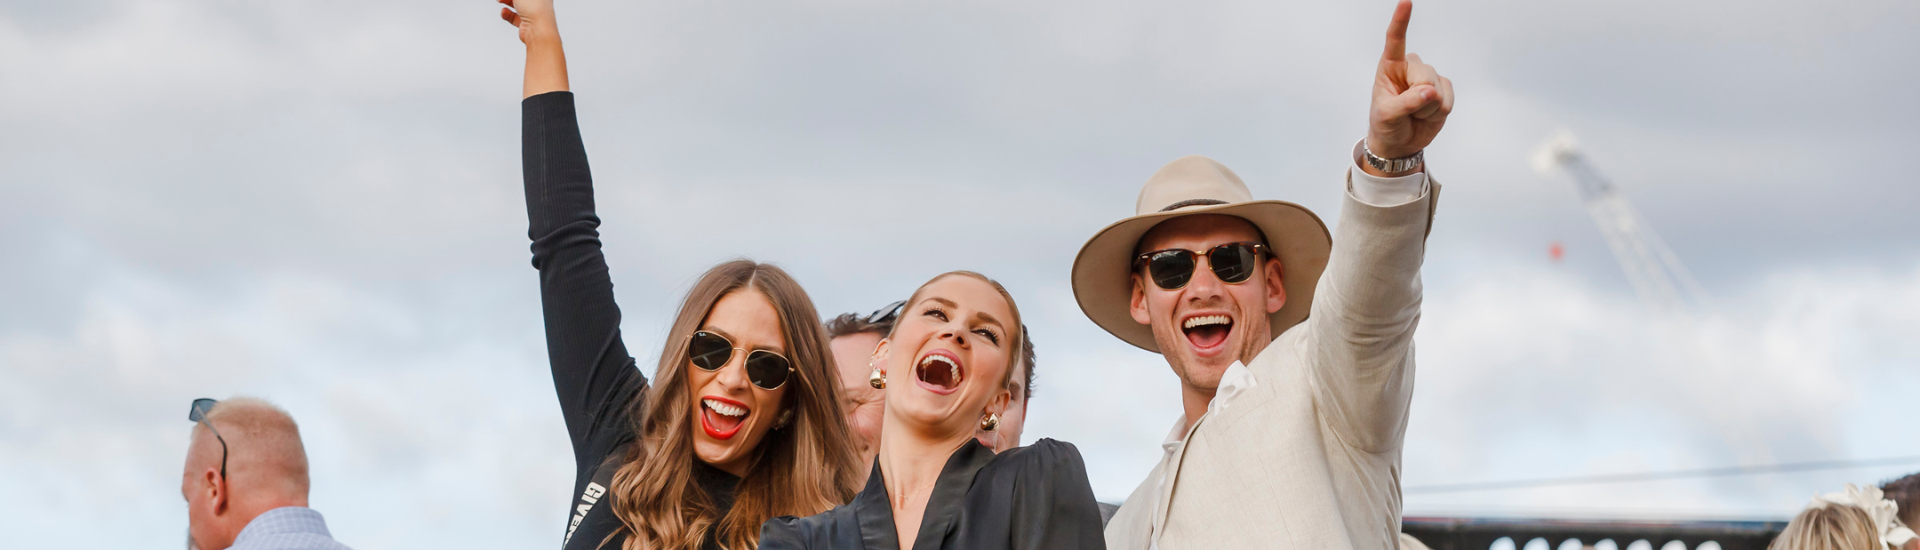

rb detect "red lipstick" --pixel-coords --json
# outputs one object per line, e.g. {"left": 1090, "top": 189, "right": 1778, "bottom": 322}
{"left": 698, "top": 396, "right": 749, "bottom": 440}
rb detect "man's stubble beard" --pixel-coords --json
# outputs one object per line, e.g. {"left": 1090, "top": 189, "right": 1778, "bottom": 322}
{"left": 1149, "top": 298, "right": 1273, "bottom": 395}
{"left": 1150, "top": 321, "right": 1220, "bottom": 393}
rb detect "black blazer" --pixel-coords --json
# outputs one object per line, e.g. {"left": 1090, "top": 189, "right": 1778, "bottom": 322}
{"left": 760, "top": 438, "right": 1106, "bottom": 550}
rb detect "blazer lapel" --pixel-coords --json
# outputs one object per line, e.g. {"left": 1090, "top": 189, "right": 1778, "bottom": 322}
{"left": 854, "top": 461, "right": 900, "bottom": 550}
{"left": 1152, "top": 415, "right": 1208, "bottom": 545}
{"left": 857, "top": 441, "right": 996, "bottom": 550}
{"left": 911, "top": 440, "right": 995, "bottom": 550}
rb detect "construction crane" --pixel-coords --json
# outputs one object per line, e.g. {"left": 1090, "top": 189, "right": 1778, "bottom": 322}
{"left": 1532, "top": 130, "right": 1709, "bottom": 314}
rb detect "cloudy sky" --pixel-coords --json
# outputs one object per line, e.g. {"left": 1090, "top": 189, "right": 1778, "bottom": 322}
{"left": 3, "top": 0, "right": 1917, "bottom": 547}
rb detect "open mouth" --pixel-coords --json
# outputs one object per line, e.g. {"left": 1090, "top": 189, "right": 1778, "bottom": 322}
{"left": 1181, "top": 314, "right": 1234, "bottom": 354}
{"left": 700, "top": 396, "right": 749, "bottom": 440}
{"left": 913, "top": 350, "right": 964, "bottom": 395}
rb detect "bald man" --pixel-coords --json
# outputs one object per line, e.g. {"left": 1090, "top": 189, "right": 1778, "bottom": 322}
{"left": 182, "top": 397, "right": 352, "bottom": 550}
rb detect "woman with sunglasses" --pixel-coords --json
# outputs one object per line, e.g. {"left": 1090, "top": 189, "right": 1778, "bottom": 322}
{"left": 761, "top": 271, "right": 1106, "bottom": 550}
{"left": 501, "top": 2, "right": 860, "bottom": 549}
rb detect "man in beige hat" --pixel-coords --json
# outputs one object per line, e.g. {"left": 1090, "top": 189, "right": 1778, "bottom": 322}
{"left": 1074, "top": 2, "right": 1452, "bottom": 549}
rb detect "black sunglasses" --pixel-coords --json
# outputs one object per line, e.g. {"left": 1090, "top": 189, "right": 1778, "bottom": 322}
{"left": 187, "top": 398, "right": 228, "bottom": 479}
{"left": 1134, "top": 242, "right": 1270, "bottom": 290}
{"left": 688, "top": 331, "right": 796, "bottom": 390}
{"left": 860, "top": 300, "right": 907, "bottom": 326}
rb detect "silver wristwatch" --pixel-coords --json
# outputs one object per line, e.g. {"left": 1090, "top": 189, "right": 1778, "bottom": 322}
{"left": 1361, "top": 140, "right": 1424, "bottom": 174}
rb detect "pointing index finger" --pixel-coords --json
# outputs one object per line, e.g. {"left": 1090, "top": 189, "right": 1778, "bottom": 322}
{"left": 1382, "top": 0, "right": 1412, "bottom": 62}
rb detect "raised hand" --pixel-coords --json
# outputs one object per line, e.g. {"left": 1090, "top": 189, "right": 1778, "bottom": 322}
{"left": 499, "top": 0, "right": 556, "bottom": 46}
{"left": 499, "top": 0, "right": 569, "bottom": 98}
{"left": 1367, "top": 0, "right": 1453, "bottom": 162}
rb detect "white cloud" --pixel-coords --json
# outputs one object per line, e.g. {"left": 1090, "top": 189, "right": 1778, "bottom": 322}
{"left": 1400, "top": 259, "right": 1920, "bottom": 516}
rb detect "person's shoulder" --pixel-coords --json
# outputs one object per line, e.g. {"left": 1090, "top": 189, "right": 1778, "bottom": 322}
{"left": 758, "top": 506, "right": 850, "bottom": 550}
{"left": 991, "top": 438, "right": 1088, "bottom": 475}
{"left": 758, "top": 515, "right": 812, "bottom": 550}
{"left": 1000, "top": 437, "right": 1083, "bottom": 458}
{"left": 1098, "top": 501, "right": 1121, "bottom": 526}
{"left": 224, "top": 531, "right": 356, "bottom": 550}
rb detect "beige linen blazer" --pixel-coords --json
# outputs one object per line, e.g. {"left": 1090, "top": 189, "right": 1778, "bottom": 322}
{"left": 1105, "top": 174, "right": 1437, "bottom": 550}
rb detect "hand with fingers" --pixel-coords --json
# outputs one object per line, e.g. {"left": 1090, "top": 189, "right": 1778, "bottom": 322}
{"left": 499, "top": 0, "right": 569, "bottom": 98}
{"left": 499, "top": 0, "right": 556, "bottom": 46}
{"left": 1366, "top": 0, "right": 1454, "bottom": 173}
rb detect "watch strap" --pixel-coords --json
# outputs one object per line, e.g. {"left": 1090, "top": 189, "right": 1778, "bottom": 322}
{"left": 1359, "top": 139, "right": 1424, "bottom": 174}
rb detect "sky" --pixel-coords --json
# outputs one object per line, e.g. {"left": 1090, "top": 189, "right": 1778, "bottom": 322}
{"left": 2, "top": 0, "right": 1917, "bottom": 548}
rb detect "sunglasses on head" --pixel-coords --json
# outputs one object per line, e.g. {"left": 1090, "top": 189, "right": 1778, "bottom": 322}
{"left": 687, "top": 330, "right": 795, "bottom": 390}
{"left": 1134, "top": 242, "right": 1270, "bottom": 290}
{"left": 860, "top": 300, "right": 906, "bottom": 326}
{"left": 187, "top": 398, "right": 229, "bottom": 479}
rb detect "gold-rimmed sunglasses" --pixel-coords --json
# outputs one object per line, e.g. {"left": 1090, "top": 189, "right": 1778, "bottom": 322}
{"left": 687, "top": 330, "right": 796, "bottom": 390}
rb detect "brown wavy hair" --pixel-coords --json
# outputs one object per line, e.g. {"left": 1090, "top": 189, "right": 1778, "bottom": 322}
{"left": 607, "top": 260, "right": 860, "bottom": 550}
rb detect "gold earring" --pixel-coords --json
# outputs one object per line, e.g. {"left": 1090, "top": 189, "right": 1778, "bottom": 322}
{"left": 980, "top": 412, "right": 999, "bottom": 432}
{"left": 869, "top": 365, "right": 886, "bottom": 389}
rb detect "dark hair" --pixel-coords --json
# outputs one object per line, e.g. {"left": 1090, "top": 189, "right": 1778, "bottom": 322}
{"left": 1884, "top": 472, "right": 1920, "bottom": 531}
{"left": 609, "top": 260, "right": 859, "bottom": 550}
{"left": 1014, "top": 323, "right": 1036, "bottom": 400}
{"left": 825, "top": 313, "right": 893, "bottom": 339}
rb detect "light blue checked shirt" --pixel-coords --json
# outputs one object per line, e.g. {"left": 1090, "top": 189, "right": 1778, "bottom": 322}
{"left": 228, "top": 507, "right": 353, "bottom": 550}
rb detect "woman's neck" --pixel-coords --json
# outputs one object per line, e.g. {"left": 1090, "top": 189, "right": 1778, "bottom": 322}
{"left": 875, "top": 419, "right": 972, "bottom": 548}
{"left": 877, "top": 421, "right": 971, "bottom": 501}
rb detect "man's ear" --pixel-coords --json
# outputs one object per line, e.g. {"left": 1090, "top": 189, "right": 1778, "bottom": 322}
{"left": 1129, "top": 273, "right": 1152, "bottom": 325}
{"left": 1264, "top": 256, "right": 1286, "bottom": 314}
{"left": 203, "top": 468, "right": 228, "bottom": 516}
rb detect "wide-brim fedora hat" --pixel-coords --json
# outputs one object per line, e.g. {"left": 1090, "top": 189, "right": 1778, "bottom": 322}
{"left": 1071, "top": 155, "right": 1331, "bottom": 353}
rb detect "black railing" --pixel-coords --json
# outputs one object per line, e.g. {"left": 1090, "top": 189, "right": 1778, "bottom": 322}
{"left": 1402, "top": 516, "right": 1788, "bottom": 550}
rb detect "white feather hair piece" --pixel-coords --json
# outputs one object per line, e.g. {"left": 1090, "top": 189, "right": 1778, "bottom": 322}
{"left": 1807, "top": 483, "right": 1919, "bottom": 550}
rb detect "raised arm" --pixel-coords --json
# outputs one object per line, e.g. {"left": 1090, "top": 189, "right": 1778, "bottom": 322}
{"left": 1306, "top": 0, "right": 1450, "bottom": 454}
{"left": 506, "top": 0, "right": 646, "bottom": 466}
{"left": 501, "top": 0, "right": 569, "bottom": 98}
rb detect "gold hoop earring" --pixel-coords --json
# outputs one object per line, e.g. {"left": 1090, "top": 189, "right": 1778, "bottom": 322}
{"left": 980, "top": 412, "right": 999, "bottom": 432}
{"left": 868, "top": 366, "right": 886, "bottom": 389}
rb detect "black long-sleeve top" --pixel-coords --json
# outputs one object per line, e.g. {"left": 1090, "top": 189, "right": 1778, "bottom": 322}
{"left": 524, "top": 91, "right": 740, "bottom": 550}
{"left": 758, "top": 439, "right": 1107, "bottom": 550}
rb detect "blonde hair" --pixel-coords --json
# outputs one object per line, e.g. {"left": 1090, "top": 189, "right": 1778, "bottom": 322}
{"left": 607, "top": 260, "right": 860, "bottom": 550}
{"left": 1770, "top": 502, "right": 1881, "bottom": 550}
